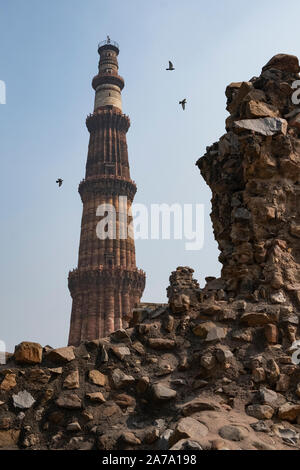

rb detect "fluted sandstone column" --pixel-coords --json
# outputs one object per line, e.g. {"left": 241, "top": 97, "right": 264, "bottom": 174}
{"left": 68, "top": 39, "right": 145, "bottom": 346}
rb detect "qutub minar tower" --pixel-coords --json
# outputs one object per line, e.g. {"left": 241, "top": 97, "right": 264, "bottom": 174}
{"left": 68, "top": 38, "right": 145, "bottom": 346}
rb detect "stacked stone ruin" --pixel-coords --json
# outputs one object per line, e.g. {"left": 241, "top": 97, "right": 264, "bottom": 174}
{"left": 0, "top": 54, "right": 300, "bottom": 450}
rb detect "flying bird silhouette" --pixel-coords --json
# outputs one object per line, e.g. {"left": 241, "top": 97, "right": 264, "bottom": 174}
{"left": 179, "top": 99, "right": 187, "bottom": 110}
{"left": 56, "top": 178, "right": 63, "bottom": 187}
{"left": 166, "top": 60, "right": 175, "bottom": 71}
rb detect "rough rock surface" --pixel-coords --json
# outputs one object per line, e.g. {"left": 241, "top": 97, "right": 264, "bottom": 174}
{"left": 1, "top": 54, "right": 300, "bottom": 450}
{"left": 197, "top": 54, "right": 300, "bottom": 304}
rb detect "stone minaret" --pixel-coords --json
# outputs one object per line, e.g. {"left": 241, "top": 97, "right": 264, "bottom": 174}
{"left": 68, "top": 39, "right": 145, "bottom": 346}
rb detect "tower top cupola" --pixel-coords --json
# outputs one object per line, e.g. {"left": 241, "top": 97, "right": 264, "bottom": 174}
{"left": 98, "top": 36, "right": 120, "bottom": 55}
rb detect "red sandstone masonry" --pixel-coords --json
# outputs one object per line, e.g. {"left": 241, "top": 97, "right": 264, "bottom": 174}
{"left": 68, "top": 42, "right": 145, "bottom": 346}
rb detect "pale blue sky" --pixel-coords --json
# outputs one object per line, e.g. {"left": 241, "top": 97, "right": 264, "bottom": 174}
{"left": 1, "top": 0, "right": 300, "bottom": 351}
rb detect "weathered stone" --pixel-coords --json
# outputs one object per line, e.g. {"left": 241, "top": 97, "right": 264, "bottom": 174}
{"left": 262, "top": 54, "right": 300, "bottom": 73}
{"left": 63, "top": 370, "right": 80, "bottom": 390}
{"left": 86, "top": 392, "right": 106, "bottom": 403}
{"left": 226, "top": 81, "right": 253, "bottom": 114}
{"left": 131, "top": 308, "right": 148, "bottom": 325}
{"left": 111, "top": 345, "right": 131, "bottom": 360}
{"left": 250, "top": 421, "right": 271, "bottom": 433}
{"left": 241, "top": 312, "right": 273, "bottom": 326}
{"left": 274, "top": 426, "right": 299, "bottom": 446}
{"left": 40, "top": 388, "right": 54, "bottom": 405}
{"left": 278, "top": 403, "right": 300, "bottom": 422}
{"left": 193, "top": 322, "right": 227, "bottom": 341}
{"left": 0, "top": 373, "right": 17, "bottom": 391}
{"left": 22, "top": 434, "right": 40, "bottom": 448}
{"left": 245, "top": 100, "right": 279, "bottom": 119}
{"left": 56, "top": 392, "right": 82, "bottom": 409}
{"left": 81, "top": 409, "right": 94, "bottom": 422}
{"left": 199, "top": 303, "right": 223, "bottom": 316}
{"left": 266, "top": 359, "right": 280, "bottom": 383}
{"left": 143, "top": 428, "right": 160, "bottom": 444}
{"left": 67, "top": 421, "right": 81, "bottom": 432}
{"left": 14, "top": 342, "right": 42, "bottom": 365}
{"left": 101, "top": 403, "right": 121, "bottom": 418}
{"left": 211, "top": 438, "right": 230, "bottom": 450}
{"left": 157, "top": 429, "right": 174, "bottom": 450}
{"left": 233, "top": 117, "right": 287, "bottom": 136}
{"left": 169, "top": 294, "right": 190, "bottom": 314}
{"left": 132, "top": 342, "right": 145, "bottom": 355}
{"left": 0, "top": 430, "right": 20, "bottom": 449}
{"left": 13, "top": 391, "right": 35, "bottom": 409}
{"left": 114, "top": 393, "right": 135, "bottom": 407}
{"left": 47, "top": 346, "right": 75, "bottom": 363}
{"left": 219, "top": 425, "right": 248, "bottom": 442}
{"left": 246, "top": 404, "right": 274, "bottom": 420}
{"left": 111, "top": 369, "right": 135, "bottom": 389}
{"left": 110, "top": 329, "right": 131, "bottom": 344}
{"left": 276, "top": 374, "right": 290, "bottom": 392}
{"left": 289, "top": 114, "right": 300, "bottom": 130}
{"left": 232, "top": 329, "right": 253, "bottom": 342}
{"left": 264, "top": 324, "right": 278, "bottom": 344}
{"left": 0, "top": 418, "right": 11, "bottom": 430}
{"left": 215, "top": 345, "right": 233, "bottom": 363}
{"left": 200, "top": 353, "right": 216, "bottom": 370}
{"left": 148, "top": 338, "right": 176, "bottom": 350}
{"left": 136, "top": 376, "right": 150, "bottom": 394}
{"left": 170, "top": 439, "right": 203, "bottom": 450}
{"left": 290, "top": 222, "right": 300, "bottom": 238}
{"left": 171, "top": 378, "right": 187, "bottom": 386}
{"left": 169, "top": 417, "right": 208, "bottom": 447}
{"left": 49, "top": 367, "right": 63, "bottom": 375}
{"left": 181, "top": 398, "right": 221, "bottom": 416}
{"left": 270, "top": 292, "right": 286, "bottom": 304}
{"left": 27, "top": 369, "right": 50, "bottom": 384}
{"left": 259, "top": 387, "right": 285, "bottom": 408}
{"left": 88, "top": 370, "right": 107, "bottom": 387}
{"left": 163, "top": 314, "right": 174, "bottom": 333}
{"left": 119, "top": 432, "right": 141, "bottom": 446}
{"left": 152, "top": 383, "right": 177, "bottom": 401}
{"left": 35, "top": 408, "right": 44, "bottom": 421}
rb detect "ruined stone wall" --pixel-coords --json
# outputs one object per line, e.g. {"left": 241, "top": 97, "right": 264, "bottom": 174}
{"left": 197, "top": 55, "right": 300, "bottom": 309}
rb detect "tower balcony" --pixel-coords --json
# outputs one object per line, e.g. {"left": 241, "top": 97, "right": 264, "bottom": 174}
{"left": 86, "top": 107, "right": 130, "bottom": 132}
{"left": 78, "top": 175, "right": 137, "bottom": 202}
{"left": 92, "top": 72, "right": 124, "bottom": 91}
{"left": 68, "top": 266, "right": 146, "bottom": 293}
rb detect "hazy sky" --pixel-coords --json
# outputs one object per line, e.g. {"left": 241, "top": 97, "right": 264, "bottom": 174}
{"left": 1, "top": 0, "right": 300, "bottom": 351}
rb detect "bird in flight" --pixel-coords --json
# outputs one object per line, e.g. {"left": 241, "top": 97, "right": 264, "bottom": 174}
{"left": 56, "top": 178, "right": 63, "bottom": 187}
{"left": 166, "top": 60, "right": 175, "bottom": 71}
{"left": 179, "top": 99, "right": 187, "bottom": 110}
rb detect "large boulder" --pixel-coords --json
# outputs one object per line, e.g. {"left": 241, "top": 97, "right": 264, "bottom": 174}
{"left": 262, "top": 54, "right": 300, "bottom": 73}
{"left": 47, "top": 346, "right": 75, "bottom": 363}
{"left": 169, "top": 417, "right": 208, "bottom": 447}
{"left": 14, "top": 342, "right": 42, "bottom": 365}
